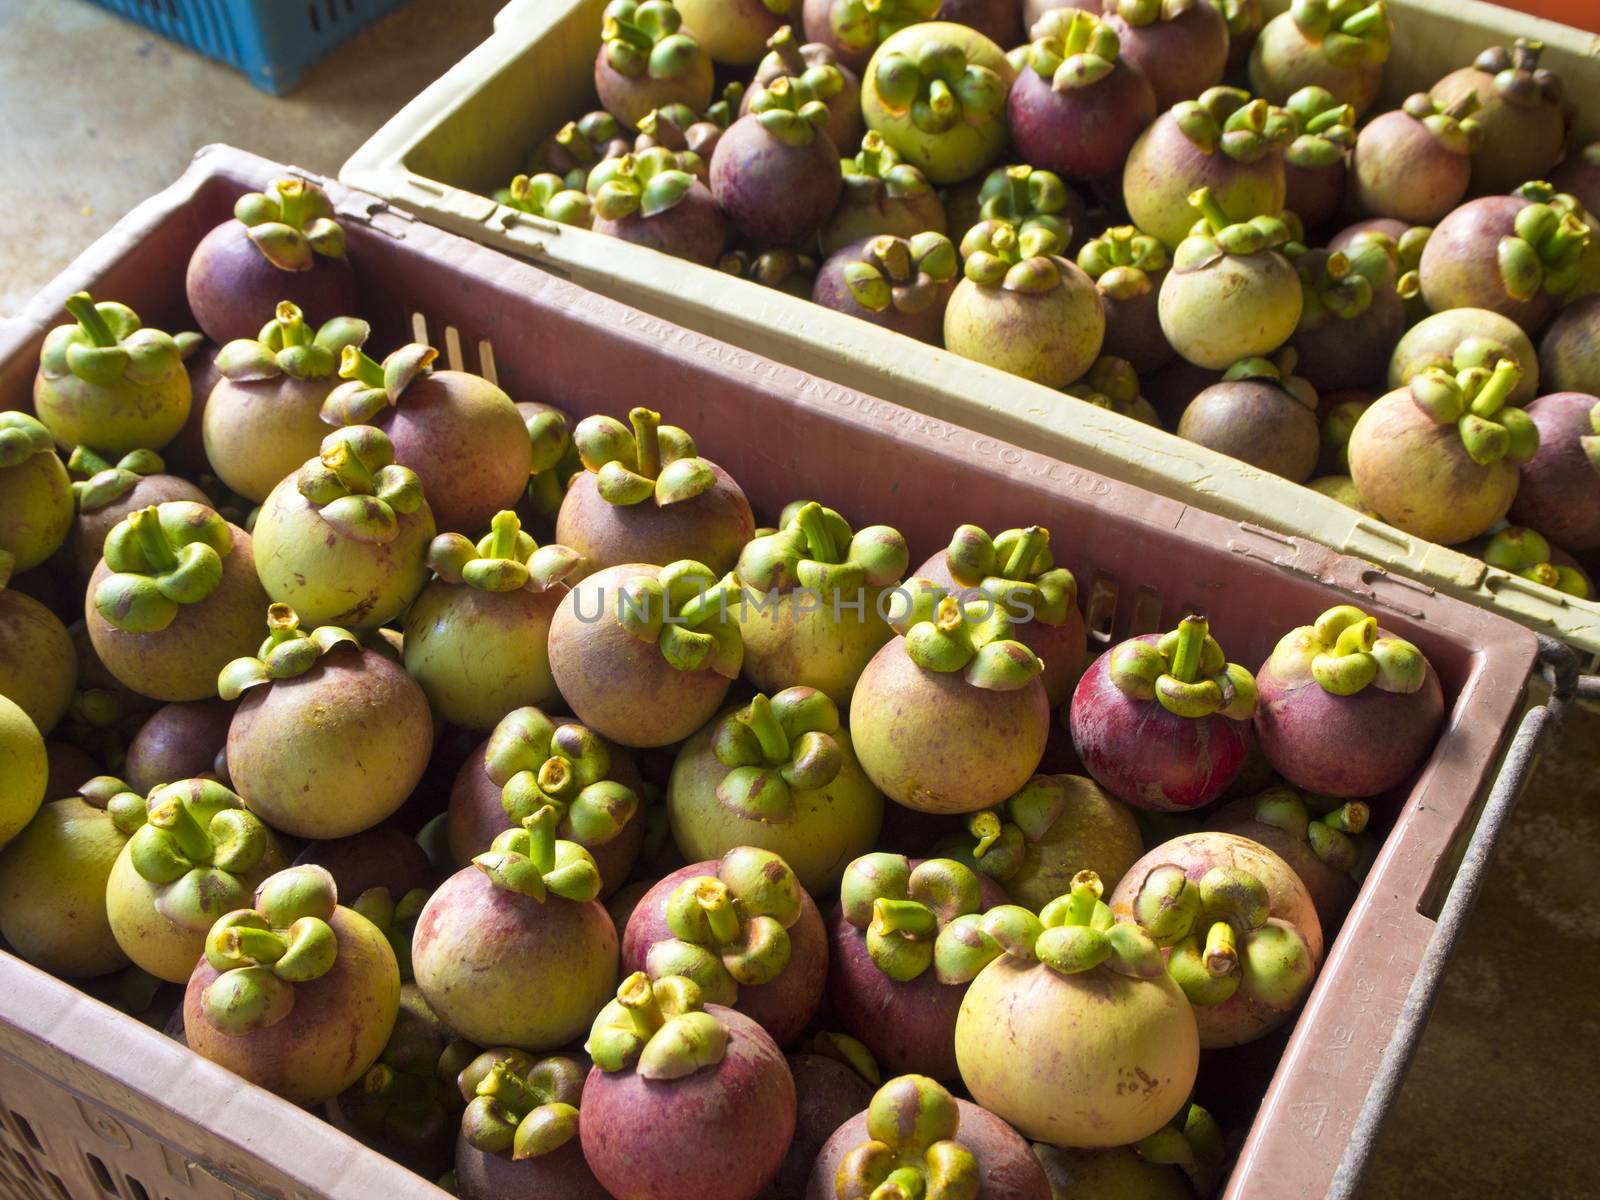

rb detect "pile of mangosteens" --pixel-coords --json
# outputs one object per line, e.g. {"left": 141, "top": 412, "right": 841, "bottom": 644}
{"left": 489, "top": 0, "right": 1600, "bottom": 596}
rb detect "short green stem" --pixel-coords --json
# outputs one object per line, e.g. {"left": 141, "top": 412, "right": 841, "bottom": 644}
{"left": 323, "top": 440, "right": 375, "bottom": 494}
{"left": 873, "top": 897, "right": 936, "bottom": 938}
{"left": 1203, "top": 920, "right": 1237, "bottom": 976}
{"left": 1168, "top": 615, "right": 1208, "bottom": 685}
{"left": 480, "top": 1061, "right": 537, "bottom": 1114}
{"left": 1474, "top": 359, "right": 1522, "bottom": 416}
{"left": 629, "top": 407, "right": 662, "bottom": 480}
{"left": 1062, "top": 871, "right": 1101, "bottom": 926}
{"left": 339, "top": 345, "right": 387, "bottom": 389}
{"left": 150, "top": 793, "right": 210, "bottom": 862}
{"left": 1002, "top": 525, "right": 1047, "bottom": 579}
{"left": 743, "top": 693, "right": 791, "bottom": 764}
{"left": 1341, "top": 2, "right": 1386, "bottom": 36}
{"left": 793, "top": 502, "right": 838, "bottom": 563}
{"left": 698, "top": 880, "right": 743, "bottom": 944}
{"left": 618, "top": 972, "right": 664, "bottom": 1037}
{"left": 1189, "top": 187, "right": 1230, "bottom": 235}
{"left": 859, "top": 134, "right": 883, "bottom": 177}
{"left": 276, "top": 179, "right": 310, "bottom": 229}
{"left": 64, "top": 292, "right": 116, "bottom": 348}
{"left": 537, "top": 755, "right": 575, "bottom": 800}
{"left": 486, "top": 510, "right": 521, "bottom": 560}
{"left": 968, "top": 809, "right": 1003, "bottom": 857}
{"left": 1006, "top": 165, "right": 1030, "bottom": 219}
{"left": 1324, "top": 801, "right": 1369, "bottom": 834}
{"left": 607, "top": 14, "right": 654, "bottom": 52}
{"left": 522, "top": 805, "right": 558, "bottom": 875}
{"left": 131, "top": 507, "right": 179, "bottom": 572}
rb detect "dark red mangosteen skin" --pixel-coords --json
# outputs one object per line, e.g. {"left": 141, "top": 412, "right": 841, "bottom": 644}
{"left": 940, "top": 0, "right": 1025, "bottom": 52}
{"left": 812, "top": 241, "right": 952, "bottom": 344}
{"left": 1098, "top": 272, "right": 1173, "bottom": 375}
{"left": 1290, "top": 288, "right": 1406, "bottom": 393}
{"left": 1285, "top": 158, "right": 1348, "bottom": 234}
{"left": 123, "top": 698, "right": 234, "bottom": 795}
{"left": 1144, "top": 359, "right": 1221, "bottom": 428}
{"left": 1507, "top": 391, "right": 1600, "bottom": 553}
{"left": 1068, "top": 634, "right": 1253, "bottom": 813}
{"left": 166, "top": 340, "right": 220, "bottom": 479}
{"left": 1419, "top": 196, "right": 1559, "bottom": 335}
{"left": 292, "top": 825, "right": 437, "bottom": 900}
{"left": 185, "top": 221, "right": 360, "bottom": 346}
{"left": 456, "top": 1132, "right": 611, "bottom": 1200}
{"left": 1104, "top": 2, "right": 1229, "bottom": 112}
{"left": 1327, "top": 217, "right": 1409, "bottom": 253}
{"left": 710, "top": 114, "right": 844, "bottom": 246}
{"left": 1206, "top": 795, "right": 1358, "bottom": 929}
{"left": 555, "top": 465, "right": 755, "bottom": 577}
{"left": 806, "top": 1097, "right": 1051, "bottom": 1200}
{"left": 592, "top": 181, "right": 728, "bottom": 266}
{"left": 1253, "top": 645, "right": 1444, "bottom": 799}
{"left": 771, "top": 1054, "right": 877, "bottom": 1200}
{"left": 579, "top": 1004, "right": 796, "bottom": 1200}
{"left": 622, "top": 859, "right": 829, "bottom": 1047}
{"left": 1008, "top": 60, "right": 1159, "bottom": 182}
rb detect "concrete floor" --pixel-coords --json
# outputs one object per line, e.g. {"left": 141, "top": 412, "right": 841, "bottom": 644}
{"left": 1, "top": 0, "right": 1597, "bottom": 1194}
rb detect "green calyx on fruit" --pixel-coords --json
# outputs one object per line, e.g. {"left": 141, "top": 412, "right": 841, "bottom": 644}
{"left": 751, "top": 56, "right": 846, "bottom": 112}
{"left": 1176, "top": 187, "right": 1293, "bottom": 271}
{"left": 200, "top": 865, "right": 340, "bottom": 1036}
{"left": 1106, "top": 0, "right": 1202, "bottom": 26}
{"left": 870, "top": 37, "right": 1008, "bottom": 137}
{"left": 1287, "top": 0, "right": 1391, "bottom": 65}
{"left": 41, "top": 292, "right": 184, "bottom": 388}
{"left": 458, "top": 1049, "right": 584, "bottom": 1160}
{"left": 842, "top": 132, "right": 934, "bottom": 202}
{"left": 1025, "top": 9, "right": 1123, "bottom": 91}
{"left": 1400, "top": 91, "right": 1482, "bottom": 157}
{"left": 810, "top": 1031, "right": 882, "bottom": 1084}
{"left": 217, "top": 603, "right": 357, "bottom": 699}
{"left": 834, "top": 1075, "right": 982, "bottom": 1200}
{"left": 590, "top": 150, "right": 699, "bottom": 220}
{"left": 233, "top": 177, "right": 347, "bottom": 269}
{"left": 351, "top": 886, "right": 429, "bottom": 979}
{"left": 92, "top": 502, "right": 231, "bottom": 633}
{"left": 485, "top": 707, "right": 640, "bottom": 846}
{"left": 80, "top": 774, "right": 153, "bottom": 836}
{"left": 0, "top": 412, "right": 54, "bottom": 469}
{"left": 887, "top": 578, "right": 1043, "bottom": 690}
{"left": 1296, "top": 247, "right": 1373, "bottom": 322}
{"left": 540, "top": 110, "right": 626, "bottom": 185}
{"left": 1471, "top": 39, "right": 1562, "bottom": 109}
{"left": 427, "top": 510, "right": 583, "bottom": 594}
{"left": 524, "top": 407, "right": 575, "bottom": 516}
{"left": 943, "top": 523, "right": 1078, "bottom": 628}
{"left": 738, "top": 500, "right": 908, "bottom": 594}
{"left": 494, "top": 173, "right": 594, "bottom": 228}
{"left": 1131, "top": 863, "right": 1315, "bottom": 1008}
{"left": 215, "top": 302, "right": 370, "bottom": 383}
{"left": 1321, "top": 398, "right": 1368, "bottom": 471}
{"left": 294, "top": 425, "right": 426, "bottom": 543}
{"left": 941, "top": 870, "right": 1165, "bottom": 982}
{"left": 587, "top": 971, "right": 729, "bottom": 1079}
{"left": 322, "top": 342, "right": 438, "bottom": 426}
{"left": 826, "top": 0, "right": 938, "bottom": 53}
{"left": 748, "top": 75, "right": 833, "bottom": 147}
{"left": 1269, "top": 604, "right": 1428, "bottom": 696}
{"left": 128, "top": 778, "right": 272, "bottom": 934}
{"left": 719, "top": 246, "right": 819, "bottom": 287}
{"left": 977, "top": 164, "right": 1075, "bottom": 247}
{"left": 67, "top": 446, "right": 163, "bottom": 511}
{"left": 952, "top": 775, "right": 1072, "bottom": 882}
{"left": 574, "top": 406, "right": 718, "bottom": 507}
{"left": 1249, "top": 785, "right": 1370, "bottom": 874}
{"left": 1064, "top": 355, "right": 1148, "bottom": 418}
{"left": 1284, "top": 86, "right": 1355, "bottom": 169}
{"left": 1078, "top": 225, "right": 1167, "bottom": 300}
{"left": 473, "top": 804, "right": 603, "bottom": 903}
{"left": 711, "top": 688, "right": 844, "bottom": 822}
{"left": 646, "top": 847, "right": 805, "bottom": 1002}
{"left": 601, "top": 0, "right": 705, "bottom": 82}
{"left": 614, "top": 558, "right": 744, "bottom": 677}
{"left": 1483, "top": 528, "right": 1590, "bottom": 598}
{"left": 1221, "top": 348, "right": 1317, "bottom": 409}
{"left": 1134, "top": 1102, "right": 1227, "bottom": 1195}
{"left": 1493, "top": 199, "right": 1592, "bottom": 303}
{"left": 1109, "top": 614, "right": 1257, "bottom": 719}
{"left": 839, "top": 233, "right": 959, "bottom": 314}
{"left": 840, "top": 853, "right": 984, "bottom": 983}
{"left": 1407, "top": 357, "right": 1538, "bottom": 466}
{"left": 959, "top": 220, "right": 1071, "bottom": 295}
{"left": 1172, "top": 87, "right": 1296, "bottom": 163}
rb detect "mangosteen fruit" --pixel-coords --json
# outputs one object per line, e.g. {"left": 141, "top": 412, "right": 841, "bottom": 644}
{"left": 0, "top": 413, "right": 73, "bottom": 573}
{"left": 447, "top": 707, "right": 645, "bottom": 896}
{"left": 580, "top": 972, "right": 796, "bottom": 1200}
{"left": 773, "top": 1033, "right": 879, "bottom": 1199}
{"left": 538, "top": 110, "right": 632, "bottom": 186}
{"left": 806, "top": 1074, "right": 1051, "bottom": 1200}
{"left": 495, "top": 171, "right": 594, "bottom": 228}
{"left": 186, "top": 178, "right": 359, "bottom": 346}
{"left": 1281, "top": 86, "right": 1353, "bottom": 231}
{"left": 1289, "top": 240, "right": 1406, "bottom": 393}
{"left": 85, "top": 502, "right": 268, "bottom": 702}
{"left": 453, "top": 1049, "right": 607, "bottom": 1200}
{"left": 944, "top": 0, "right": 1025, "bottom": 49}
{"left": 826, "top": 854, "right": 1006, "bottom": 1080}
{"left": 822, "top": 132, "right": 948, "bottom": 255}
{"left": 668, "top": 690, "right": 884, "bottom": 893}
{"left": 1389, "top": 306, "right": 1538, "bottom": 405}
{"left": 295, "top": 825, "right": 437, "bottom": 904}
{"left": 0, "top": 693, "right": 47, "bottom": 854}
{"left": 220, "top": 605, "right": 433, "bottom": 839}
{"left": 971, "top": 163, "right": 1085, "bottom": 251}
{"left": 712, "top": 83, "right": 843, "bottom": 246}
{"left": 719, "top": 246, "right": 821, "bottom": 296}
{"left": 1507, "top": 391, "right": 1600, "bottom": 552}
{"left": 1009, "top": 10, "right": 1158, "bottom": 182}
{"left": 952, "top": 870, "right": 1199, "bottom": 1145}
{"left": 743, "top": 36, "right": 864, "bottom": 155}
{"left": 321, "top": 342, "right": 531, "bottom": 535}
{"left": 1317, "top": 391, "right": 1372, "bottom": 475}
{"left": 595, "top": 0, "right": 714, "bottom": 128}
{"left": 1063, "top": 354, "right": 1166, "bottom": 427}
{"left": 0, "top": 563, "right": 76, "bottom": 735}
{"left": 251, "top": 425, "right": 433, "bottom": 630}
{"left": 1036, "top": 1100, "right": 1226, "bottom": 1199}
{"left": 403, "top": 511, "right": 582, "bottom": 731}
{"left": 1111, "top": 832, "right": 1323, "bottom": 1047}
{"left": 1217, "top": 0, "right": 1265, "bottom": 67}
{"left": 945, "top": 221, "right": 1105, "bottom": 387}
{"left": 1069, "top": 614, "right": 1258, "bottom": 813}
{"left": 1249, "top": 0, "right": 1391, "bottom": 117}
{"left": 123, "top": 698, "right": 233, "bottom": 794}
{"left": 1254, "top": 603, "right": 1444, "bottom": 798}
{"left": 802, "top": 0, "right": 941, "bottom": 75}
{"left": 1103, "top": 0, "right": 1229, "bottom": 113}
{"left": 519, "top": 401, "right": 581, "bottom": 526}
{"left": 860, "top": 22, "right": 1016, "bottom": 186}
{"left": 1473, "top": 525, "right": 1593, "bottom": 598}
{"left": 814, "top": 233, "right": 959, "bottom": 343}
{"left": 67, "top": 447, "right": 208, "bottom": 578}
{"left": 549, "top": 560, "right": 743, "bottom": 747}
{"left": 1158, "top": 189, "right": 1303, "bottom": 370}
{"left": 0, "top": 775, "right": 142, "bottom": 976}
{"left": 1122, "top": 86, "right": 1293, "bottom": 251}
{"left": 1430, "top": 38, "right": 1567, "bottom": 196}
{"left": 589, "top": 149, "right": 727, "bottom": 264}
{"left": 184, "top": 865, "right": 401, "bottom": 1104}
{"left": 1349, "top": 357, "right": 1537, "bottom": 543}
{"left": 1077, "top": 225, "right": 1172, "bottom": 373}
{"left": 1350, "top": 92, "right": 1479, "bottom": 225}
{"left": 1539, "top": 295, "right": 1600, "bottom": 397}
{"left": 1310, "top": 474, "right": 1370, "bottom": 511}
{"left": 635, "top": 95, "right": 738, "bottom": 167}
{"left": 1210, "top": 786, "right": 1371, "bottom": 928}
{"left": 104, "top": 778, "right": 288, "bottom": 982}
{"left": 1552, "top": 142, "right": 1600, "bottom": 217}
{"left": 33, "top": 292, "right": 190, "bottom": 455}
{"left": 164, "top": 332, "right": 216, "bottom": 480}
{"left": 555, "top": 408, "right": 756, "bottom": 576}
{"left": 677, "top": 0, "right": 789, "bottom": 65}
{"left": 415, "top": 805, "right": 617, "bottom": 1048}
{"left": 1178, "top": 350, "right": 1321, "bottom": 481}
{"left": 850, "top": 579, "right": 1051, "bottom": 814}
{"left": 621, "top": 847, "right": 829, "bottom": 1045}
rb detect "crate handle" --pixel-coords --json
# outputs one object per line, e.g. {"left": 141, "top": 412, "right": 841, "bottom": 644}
{"left": 1328, "top": 635, "right": 1587, "bottom": 1197}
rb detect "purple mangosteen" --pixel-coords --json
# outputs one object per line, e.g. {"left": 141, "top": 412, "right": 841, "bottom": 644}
{"left": 453, "top": 1049, "right": 609, "bottom": 1200}
{"left": 813, "top": 233, "right": 959, "bottom": 344}
{"left": 590, "top": 150, "right": 728, "bottom": 266}
{"left": 1102, "top": 0, "right": 1229, "bottom": 113}
{"left": 711, "top": 82, "right": 843, "bottom": 246}
{"left": 771, "top": 1034, "right": 879, "bottom": 1199}
{"left": 1208, "top": 786, "right": 1371, "bottom": 928}
{"left": 1507, "top": 392, "right": 1600, "bottom": 553}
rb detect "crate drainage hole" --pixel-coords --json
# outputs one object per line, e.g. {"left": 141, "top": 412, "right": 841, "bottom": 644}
{"left": 12, "top": 1148, "right": 38, "bottom": 1180}
{"left": 86, "top": 1153, "right": 118, "bottom": 1194}
{"left": 123, "top": 1175, "right": 150, "bottom": 1200}
{"left": 46, "top": 1173, "right": 70, "bottom": 1200}
{"left": 10, "top": 1113, "right": 41, "bottom": 1153}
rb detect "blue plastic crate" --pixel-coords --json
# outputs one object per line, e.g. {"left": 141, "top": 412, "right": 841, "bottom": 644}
{"left": 85, "top": 0, "right": 412, "bottom": 95}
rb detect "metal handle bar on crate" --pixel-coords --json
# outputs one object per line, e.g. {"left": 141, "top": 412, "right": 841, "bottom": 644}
{"left": 1328, "top": 636, "right": 1588, "bottom": 1197}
